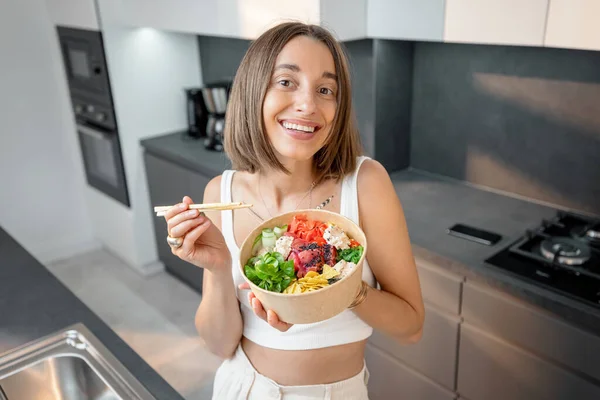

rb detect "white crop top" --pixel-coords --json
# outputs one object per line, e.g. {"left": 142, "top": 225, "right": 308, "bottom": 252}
{"left": 220, "top": 156, "right": 377, "bottom": 350}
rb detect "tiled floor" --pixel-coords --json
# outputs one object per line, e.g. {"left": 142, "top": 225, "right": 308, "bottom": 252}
{"left": 47, "top": 248, "right": 223, "bottom": 400}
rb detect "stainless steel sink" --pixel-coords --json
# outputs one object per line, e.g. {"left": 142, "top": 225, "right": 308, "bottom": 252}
{"left": 0, "top": 323, "right": 156, "bottom": 400}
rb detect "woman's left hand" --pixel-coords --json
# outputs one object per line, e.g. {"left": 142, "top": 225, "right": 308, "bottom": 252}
{"left": 238, "top": 283, "right": 293, "bottom": 332}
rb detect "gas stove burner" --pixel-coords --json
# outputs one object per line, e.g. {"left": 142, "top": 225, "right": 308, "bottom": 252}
{"left": 570, "top": 223, "right": 600, "bottom": 247}
{"left": 540, "top": 237, "right": 591, "bottom": 265}
{"left": 585, "top": 225, "right": 600, "bottom": 240}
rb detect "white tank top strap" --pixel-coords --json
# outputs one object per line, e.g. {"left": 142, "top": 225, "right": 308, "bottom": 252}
{"left": 220, "top": 170, "right": 237, "bottom": 250}
{"left": 339, "top": 156, "right": 371, "bottom": 224}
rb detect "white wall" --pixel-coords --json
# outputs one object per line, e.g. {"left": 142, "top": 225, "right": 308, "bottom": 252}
{"left": 46, "top": 0, "right": 99, "bottom": 30}
{"left": 89, "top": 1, "right": 202, "bottom": 274}
{"left": 0, "top": 0, "right": 97, "bottom": 263}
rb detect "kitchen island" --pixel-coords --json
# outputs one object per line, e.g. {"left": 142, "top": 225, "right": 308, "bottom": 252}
{"left": 0, "top": 226, "right": 184, "bottom": 400}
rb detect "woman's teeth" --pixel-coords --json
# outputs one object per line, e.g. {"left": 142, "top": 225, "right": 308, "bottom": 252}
{"left": 282, "top": 121, "right": 316, "bottom": 133}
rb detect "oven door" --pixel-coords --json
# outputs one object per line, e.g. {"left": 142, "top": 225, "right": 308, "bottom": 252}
{"left": 77, "top": 123, "right": 130, "bottom": 207}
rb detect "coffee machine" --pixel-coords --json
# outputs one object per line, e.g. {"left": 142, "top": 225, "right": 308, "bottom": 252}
{"left": 185, "top": 87, "right": 209, "bottom": 138}
{"left": 184, "top": 81, "right": 231, "bottom": 151}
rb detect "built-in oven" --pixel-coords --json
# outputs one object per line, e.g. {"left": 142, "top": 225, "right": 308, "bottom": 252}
{"left": 57, "top": 26, "right": 130, "bottom": 207}
{"left": 73, "top": 96, "right": 130, "bottom": 207}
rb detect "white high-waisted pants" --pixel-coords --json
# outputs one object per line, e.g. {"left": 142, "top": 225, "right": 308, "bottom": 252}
{"left": 211, "top": 345, "right": 370, "bottom": 400}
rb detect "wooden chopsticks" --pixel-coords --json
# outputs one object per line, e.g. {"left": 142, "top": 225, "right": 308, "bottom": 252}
{"left": 154, "top": 202, "right": 252, "bottom": 217}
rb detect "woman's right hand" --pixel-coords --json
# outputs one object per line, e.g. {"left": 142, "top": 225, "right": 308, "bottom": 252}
{"left": 164, "top": 196, "right": 231, "bottom": 272}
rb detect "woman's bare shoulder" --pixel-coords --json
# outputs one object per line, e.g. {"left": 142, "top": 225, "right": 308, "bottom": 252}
{"left": 356, "top": 158, "right": 404, "bottom": 229}
{"left": 204, "top": 175, "right": 223, "bottom": 202}
{"left": 357, "top": 158, "right": 392, "bottom": 191}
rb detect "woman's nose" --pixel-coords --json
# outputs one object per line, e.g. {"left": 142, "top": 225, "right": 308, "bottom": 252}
{"left": 295, "top": 89, "right": 317, "bottom": 114}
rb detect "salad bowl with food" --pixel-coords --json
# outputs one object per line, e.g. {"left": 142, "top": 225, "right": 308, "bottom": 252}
{"left": 239, "top": 209, "right": 367, "bottom": 324}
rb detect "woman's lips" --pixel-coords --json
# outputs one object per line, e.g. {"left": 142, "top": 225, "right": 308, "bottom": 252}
{"left": 279, "top": 121, "right": 320, "bottom": 141}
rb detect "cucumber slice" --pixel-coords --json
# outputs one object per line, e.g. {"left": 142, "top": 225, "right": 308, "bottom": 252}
{"left": 251, "top": 234, "right": 262, "bottom": 255}
{"left": 262, "top": 234, "right": 276, "bottom": 249}
{"left": 273, "top": 225, "right": 287, "bottom": 238}
{"left": 262, "top": 228, "right": 275, "bottom": 237}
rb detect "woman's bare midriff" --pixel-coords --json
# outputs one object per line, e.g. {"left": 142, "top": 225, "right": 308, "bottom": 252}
{"left": 241, "top": 336, "right": 367, "bottom": 386}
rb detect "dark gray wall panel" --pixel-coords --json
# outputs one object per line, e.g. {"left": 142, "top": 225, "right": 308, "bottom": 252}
{"left": 411, "top": 42, "right": 600, "bottom": 215}
{"left": 374, "top": 39, "right": 413, "bottom": 171}
{"left": 197, "top": 35, "right": 250, "bottom": 84}
{"left": 345, "top": 39, "right": 375, "bottom": 157}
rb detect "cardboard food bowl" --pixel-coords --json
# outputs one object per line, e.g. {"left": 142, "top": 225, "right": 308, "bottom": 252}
{"left": 239, "top": 209, "right": 367, "bottom": 324}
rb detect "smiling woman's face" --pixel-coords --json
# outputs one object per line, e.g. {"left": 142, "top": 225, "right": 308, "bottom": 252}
{"left": 262, "top": 35, "right": 338, "bottom": 163}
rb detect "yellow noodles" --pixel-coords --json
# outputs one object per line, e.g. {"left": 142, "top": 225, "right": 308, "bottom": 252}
{"left": 282, "top": 264, "right": 341, "bottom": 294}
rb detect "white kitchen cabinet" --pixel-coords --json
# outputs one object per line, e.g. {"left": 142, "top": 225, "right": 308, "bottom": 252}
{"left": 366, "top": 344, "right": 456, "bottom": 400}
{"left": 367, "top": 0, "right": 446, "bottom": 42}
{"left": 46, "top": 0, "right": 99, "bottom": 30}
{"left": 320, "top": 0, "right": 367, "bottom": 41}
{"left": 545, "top": 0, "right": 600, "bottom": 51}
{"left": 416, "top": 257, "right": 463, "bottom": 315}
{"left": 97, "top": 0, "right": 364, "bottom": 41}
{"left": 457, "top": 324, "right": 600, "bottom": 400}
{"left": 112, "top": 0, "right": 318, "bottom": 39}
{"left": 370, "top": 305, "right": 460, "bottom": 390}
{"left": 462, "top": 281, "right": 600, "bottom": 383}
{"left": 444, "top": 0, "right": 549, "bottom": 46}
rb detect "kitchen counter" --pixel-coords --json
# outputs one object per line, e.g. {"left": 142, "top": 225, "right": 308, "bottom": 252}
{"left": 392, "top": 169, "right": 600, "bottom": 334}
{"left": 141, "top": 131, "right": 600, "bottom": 335}
{"left": 141, "top": 131, "right": 231, "bottom": 177}
{"left": 0, "top": 226, "right": 184, "bottom": 400}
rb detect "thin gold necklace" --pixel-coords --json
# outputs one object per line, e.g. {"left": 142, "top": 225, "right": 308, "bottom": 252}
{"left": 245, "top": 176, "right": 335, "bottom": 222}
{"left": 259, "top": 174, "right": 316, "bottom": 218}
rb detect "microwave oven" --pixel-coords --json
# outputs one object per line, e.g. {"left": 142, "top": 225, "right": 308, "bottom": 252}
{"left": 57, "top": 26, "right": 112, "bottom": 105}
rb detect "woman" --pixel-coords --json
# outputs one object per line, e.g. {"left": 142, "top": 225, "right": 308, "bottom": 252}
{"left": 164, "top": 22, "right": 424, "bottom": 399}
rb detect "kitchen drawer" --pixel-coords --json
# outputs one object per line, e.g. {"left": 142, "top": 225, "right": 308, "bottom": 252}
{"left": 457, "top": 323, "right": 600, "bottom": 400}
{"left": 365, "top": 343, "right": 456, "bottom": 400}
{"left": 369, "top": 305, "right": 459, "bottom": 390}
{"left": 462, "top": 281, "right": 600, "bottom": 382}
{"left": 416, "top": 257, "right": 463, "bottom": 315}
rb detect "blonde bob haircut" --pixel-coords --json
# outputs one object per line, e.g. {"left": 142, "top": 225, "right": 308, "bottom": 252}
{"left": 223, "top": 21, "right": 362, "bottom": 184}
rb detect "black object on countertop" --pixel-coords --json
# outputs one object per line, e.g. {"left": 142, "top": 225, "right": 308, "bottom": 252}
{"left": 0, "top": 226, "right": 184, "bottom": 400}
{"left": 447, "top": 223, "right": 502, "bottom": 246}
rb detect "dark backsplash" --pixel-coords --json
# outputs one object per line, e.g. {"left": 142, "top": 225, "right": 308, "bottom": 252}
{"left": 197, "top": 35, "right": 250, "bottom": 84}
{"left": 410, "top": 42, "right": 600, "bottom": 216}
{"left": 344, "top": 40, "right": 376, "bottom": 157}
{"left": 342, "top": 39, "right": 413, "bottom": 171}
{"left": 195, "top": 35, "right": 600, "bottom": 216}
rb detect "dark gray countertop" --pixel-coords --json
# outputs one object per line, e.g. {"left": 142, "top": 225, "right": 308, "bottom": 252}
{"left": 141, "top": 131, "right": 231, "bottom": 177}
{"left": 140, "top": 131, "right": 600, "bottom": 335}
{"left": 0, "top": 226, "right": 184, "bottom": 400}
{"left": 392, "top": 169, "right": 600, "bottom": 335}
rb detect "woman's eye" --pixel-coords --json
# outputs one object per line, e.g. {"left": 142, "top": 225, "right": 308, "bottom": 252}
{"left": 319, "top": 87, "right": 334, "bottom": 95}
{"left": 278, "top": 80, "right": 292, "bottom": 87}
